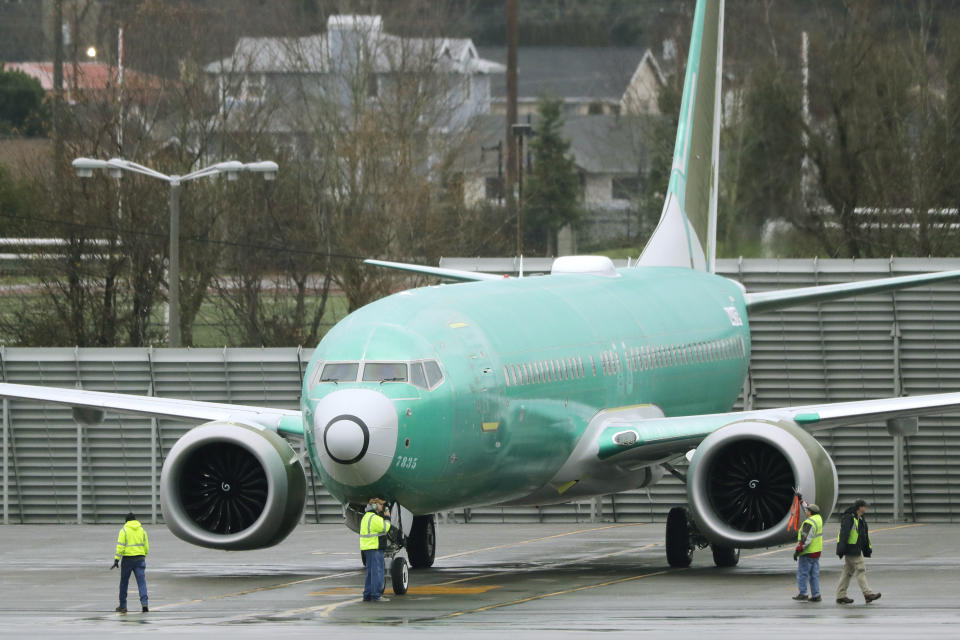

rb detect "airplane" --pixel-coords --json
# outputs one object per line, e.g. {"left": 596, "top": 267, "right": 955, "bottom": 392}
{"left": 4, "top": 0, "right": 960, "bottom": 578}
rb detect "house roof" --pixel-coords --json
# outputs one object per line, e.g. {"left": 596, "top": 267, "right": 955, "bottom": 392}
{"left": 458, "top": 113, "right": 655, "bottom": 175}
{"left": 5, "top": 62, "right": 164, "bottom": 91}
{"left": 205, "top": 15, "right": 504, "bottom": 76}
{"left": 477, "top": 46, "right": 662, "bottom": 101}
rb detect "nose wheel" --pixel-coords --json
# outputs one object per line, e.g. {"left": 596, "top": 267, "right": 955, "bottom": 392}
{"left": 390, "top": 556, "right": 409, "bottom": 595}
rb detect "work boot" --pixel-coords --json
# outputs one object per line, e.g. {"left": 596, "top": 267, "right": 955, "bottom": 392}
{"left": 865, "top": 592, "right": 882, "bottom": 603}
{"left": 372, "top": 597, "right": 390, "bottom": 602}
{"left": 115, "top": 606, "right": 127, "bottom": 613}
{"left": 809, "top": 595, "right": 822, "bottom": 602}
{"left": 792, "top": 594, "right": 808, "bottom": 601}
{"left": 836, "top": 597, "right": 854, "bottom": 605}
{"left": 142, "top": 606, "right": 149, "bottom": 613}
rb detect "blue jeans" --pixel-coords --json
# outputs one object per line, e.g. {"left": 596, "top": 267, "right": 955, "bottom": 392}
{"left": 796, "top": 555, "right": 820, "bottom": 596}
{"left": 119, "top": 556, "right": 148, "bottom": 608}
{"left": 362, "top": 549, "right": 384, "bottom": 601}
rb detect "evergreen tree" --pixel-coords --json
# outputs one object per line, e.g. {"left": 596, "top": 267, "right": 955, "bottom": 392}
{"left": 522, "top": 95, "right": 582, "bottom": 255}
{"left": 0, "top": 67, "right": 45, "bottom": 136}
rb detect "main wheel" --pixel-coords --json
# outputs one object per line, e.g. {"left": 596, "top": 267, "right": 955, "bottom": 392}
{"left": 666, "top": 506, "right": 694, "bottom": 568}
{"left": 391, "top": 556, "right": 409, "bottom": 595}
{"left": 711, "top": 544, "right": 740, "bottom": 567}
{"left": 408, "top": 514, "right": 436, "bottom": 568}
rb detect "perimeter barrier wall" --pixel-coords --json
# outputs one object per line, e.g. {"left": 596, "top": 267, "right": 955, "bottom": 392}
{"left": 2, "top": 258, "right": 959, "bottom": 525}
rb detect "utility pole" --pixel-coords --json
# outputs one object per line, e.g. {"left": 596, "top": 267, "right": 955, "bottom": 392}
{"left": 53, "top": 0, "right": 64, "bottom": 211}
{"left": 505, "top": 0, "right": 518, "bottom": 254}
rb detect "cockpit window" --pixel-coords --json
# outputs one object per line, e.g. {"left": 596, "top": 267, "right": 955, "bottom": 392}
{"left": 409, "top": 362, "right": 427, "bottom": 388}
{"left": 424, "top": 360, "right": 444, "bottom": 387}
{"left": 362, "top": 362, "right": 408, "bottom": 382}
{"left": 320, "top": 362, "right": 359, "bottom": 382}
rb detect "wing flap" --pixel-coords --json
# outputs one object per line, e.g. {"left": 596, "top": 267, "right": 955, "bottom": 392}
{"left": 0, "top": 383, "right": 304, "bottom": 436}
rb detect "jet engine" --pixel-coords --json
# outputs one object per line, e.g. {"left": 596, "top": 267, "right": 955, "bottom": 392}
{"left": 686, "top": 420, "right": 838, "bottom": 548}
{"left": 160, "top": 421, "right": 306, "bottom": 550}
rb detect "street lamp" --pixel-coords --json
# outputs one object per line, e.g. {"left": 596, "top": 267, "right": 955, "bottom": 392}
{"left": 72, "top": 157, "right": 279, "bottom": 347}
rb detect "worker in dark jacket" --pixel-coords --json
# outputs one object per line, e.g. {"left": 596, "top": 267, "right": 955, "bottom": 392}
{"left": 835, "top": 499, "right": 881, "bottom": 604}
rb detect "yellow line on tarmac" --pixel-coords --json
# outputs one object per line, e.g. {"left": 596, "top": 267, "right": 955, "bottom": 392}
{"left": 445, "top": 568, "right": 670, "bottom": 618}
{"left": 154, "top": 522, "right": 648, "bottom": 614}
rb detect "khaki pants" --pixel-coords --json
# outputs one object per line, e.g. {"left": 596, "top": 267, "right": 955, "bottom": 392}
{"left": 836, "top": 554, "right": 872, "bottom": 597}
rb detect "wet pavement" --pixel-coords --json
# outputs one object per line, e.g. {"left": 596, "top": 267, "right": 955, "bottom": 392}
{"left": 1, "top": 520, "right": 958, "bottom": 638}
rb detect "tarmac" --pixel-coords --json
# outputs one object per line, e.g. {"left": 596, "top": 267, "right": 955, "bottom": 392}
{"left": 0, "top": 519, "right": 958, "bottom": 639}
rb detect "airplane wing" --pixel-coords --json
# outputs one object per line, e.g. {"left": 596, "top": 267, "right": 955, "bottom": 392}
{"left": 586, "top": 391, "right": 960, "bottom": 469}
{"left": 744, "top": 268, "right": 960, "bottom": 312}
{"left": 364, "top": 259, "right": 507, "bottom": 282}
{"left": 0, "top": 382, "right": 304, "bottom": 436}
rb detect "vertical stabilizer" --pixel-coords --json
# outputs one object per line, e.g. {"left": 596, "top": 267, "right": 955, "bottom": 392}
{"left": 639, "top": 0, "right": 724, "bottom": 271}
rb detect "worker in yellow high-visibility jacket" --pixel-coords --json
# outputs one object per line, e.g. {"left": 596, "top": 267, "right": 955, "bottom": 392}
{"left": 111, "top": 512, "right": 149, "bottom": 613}
{"left": 792, "top": 503, "right": 823, "bottom": 602}
{"left": 360, "top": 498, "right": 391, "bottom": 602}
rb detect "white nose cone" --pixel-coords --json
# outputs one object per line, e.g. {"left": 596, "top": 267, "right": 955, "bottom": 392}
{"left": 313, "top": 388, "right": 398, "bottom": 486}
{"left": 324, "top": 417, "right": 368, "bottom": 463}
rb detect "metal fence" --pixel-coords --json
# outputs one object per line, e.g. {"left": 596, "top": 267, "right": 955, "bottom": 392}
{"left": 2, "top": 258, "right": 960, "bottom": 526}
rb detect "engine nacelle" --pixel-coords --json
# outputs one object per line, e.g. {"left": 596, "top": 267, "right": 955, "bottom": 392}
{"left": 160, "top": 421, "right": 306, "bottom": 550}
{"left": 686, "top": 419, "right": 838, "bottom": 549}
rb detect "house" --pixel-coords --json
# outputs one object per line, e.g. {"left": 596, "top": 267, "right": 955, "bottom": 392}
{"left": 453, "top": 113, "right": 654, "bottom": 252}
{"left": 476, "top": 46, "right": 666, "bottom": 116}
{"left": 4, "top": 61, "right": 164, "bottom": 105}
{"left": 204, "top": 15, "right": 504, "bottom": 134}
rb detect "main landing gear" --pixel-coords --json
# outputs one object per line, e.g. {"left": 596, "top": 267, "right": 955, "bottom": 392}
{"left": 666, "top": 506, "right": 695, "bottom": 568}
{"left": 407, "top": 514, "right": 436, "bottom": 568}
{"left": 665, "top": 506, "right": 739, "bottom": 568}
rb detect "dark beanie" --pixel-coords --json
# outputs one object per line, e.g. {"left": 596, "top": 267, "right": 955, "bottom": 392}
{"left": 125, "top": 512, "right": 136, "bottom": 522}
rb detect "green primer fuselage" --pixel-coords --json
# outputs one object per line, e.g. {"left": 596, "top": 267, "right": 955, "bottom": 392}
{"left": 302, "top": 267, "right": 750, "bottom": 513}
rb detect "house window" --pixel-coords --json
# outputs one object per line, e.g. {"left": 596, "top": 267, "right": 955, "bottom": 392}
{"left": 367, "top": 74, "right": 379, "bottom": 98}
{"left": 245, "top": 74, "right": 264, "bottom": 101}
{"left": 445, "top": 172, "right": 465, "bottom": 203}
{"left": 612, "top": 175, "right": 641, "bottom": 200}
{"left": 485, "top": 176, "right": 503, "bottom": 200}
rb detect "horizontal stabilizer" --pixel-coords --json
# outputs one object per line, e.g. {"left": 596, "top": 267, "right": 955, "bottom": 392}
{"left": 745, "top": 268, "right": 960, "bottom": 313}
{"left": 364, "top": 259, "right": 506, "bottom": 282}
